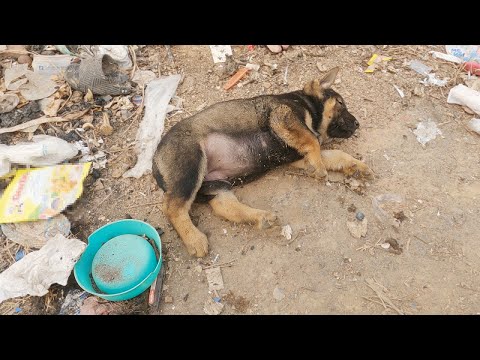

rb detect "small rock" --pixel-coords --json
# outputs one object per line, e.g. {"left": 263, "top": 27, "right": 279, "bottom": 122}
{"left": 194, "top": 265, "right": 203, "bottom": 273}
{"left": 264, "top": 82, "right": 272, "bottom": 89}
{"left": 387, "top": 65, "right": 398, "bottom": 73}
{"left": 183, "top": 76, "right": 195, "bottom": 89}
{"left": 381, "top": 243, "right": 391, "bottom": 249}
{"left": 205, "top": 267, "right": 224, "bottom": 291}
{"left": 273, "top": 286, "right": 286, "bottom": 301}
{"left": 413, "top": 86, "right": 425, "bottom": 97}
{"left": 164, "top": 296, "right": 173, "bottom": 303}
{"left": 281, "top": 225, "right": 292, "bottom": 240}
{"left": 316, "top": 62, "right": 328, "bottom": 72}
{"left": 94, "top": 180, "right": 104, "bottom": 191}
{"left": 346, "top": 218, "right": 368, "bottom": 238}
{"left": 17, "top": 55, "right": 32, "bottom": 65}
{"left": 356, "top": 211, "right": 365, "bottom": 221}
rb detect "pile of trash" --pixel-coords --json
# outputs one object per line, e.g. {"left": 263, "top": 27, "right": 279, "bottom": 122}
{"left": 0, "top": 44, "right": 185, "bottom": 314}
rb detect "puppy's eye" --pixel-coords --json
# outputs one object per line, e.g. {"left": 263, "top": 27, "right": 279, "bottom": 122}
{"left": 337, "top": 99, "right": 343, "bottom": 106}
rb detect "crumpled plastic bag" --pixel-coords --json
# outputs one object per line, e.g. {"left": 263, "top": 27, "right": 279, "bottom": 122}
{"left": 0, "top": 135, "right": 79, "bottom": 177}
{"left": 447, "top": 84, "right": 480, "bottom": 116}
{"left": 123, "top": 74, "right": 181, "bottom": 178}
{"left": 0, "top": 234, "right": 86, "bottom": 303}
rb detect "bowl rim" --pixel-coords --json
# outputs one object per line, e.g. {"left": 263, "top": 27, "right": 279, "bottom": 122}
{"left": 73, "top": 219, "right": 162, "bottom": 300}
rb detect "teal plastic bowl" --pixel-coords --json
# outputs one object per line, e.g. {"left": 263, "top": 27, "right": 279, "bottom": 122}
{"left": 74, "top": 219, "right": 162, "bottom": 302}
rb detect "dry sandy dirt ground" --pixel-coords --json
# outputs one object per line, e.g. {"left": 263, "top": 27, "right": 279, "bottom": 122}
{"left": 1, "top": 45, "right": 479, "bottom": 315}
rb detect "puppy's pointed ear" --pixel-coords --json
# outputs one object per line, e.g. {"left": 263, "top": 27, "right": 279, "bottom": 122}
{"left": 303, "top": 67, "right": 340, "bottom": 97}
{"left": 319, "top": 67, "right": 339, "bottom": 89}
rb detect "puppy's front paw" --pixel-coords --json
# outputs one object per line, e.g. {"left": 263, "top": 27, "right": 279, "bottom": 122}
{"left": 344, "top": 161, "right": 374, "bottom": 179}
{"left": 256, "top": 211, "right": 279, "bottom": 229}
{"left": 184, "top": 232, "right": 209, "bottom": 258}
{"left": 306, "top": 163, "right": 328, "bottom": 180}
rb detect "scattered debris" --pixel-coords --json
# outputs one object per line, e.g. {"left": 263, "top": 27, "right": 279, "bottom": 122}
{"left": 447, "top": 84, "right": 480, "bottom": 116}
{"left": 98, "top": 112, "right": 113, "bottom": 136}
{"left": 0, "top": 163, "right": 91, "bottom": 223}
{"left": 393, "top": 85, "right": 404, "bottom": 98}
{"left": 95, "top": 45, "right": 132, "bottom": 69}
{"left": 15, "top": 249, "right": 25, "bottom": 261}
{"left": 223, "top": 290, "right": 250, "bottom": 313}
{"left": 281, "top": 224, "right": 293, "bottom": 240}
{"left": 245, "top": 63, "right": 260, "bottom": 71}
{"left": 372, "top": 193, "right": 405, "bottom": 228}
{"left": 79, "top": 296, "right": 113, "bottom": 315}
{"left": 463, "top": 61, "right": 480, "bottom": 76}
{"left": 316, "top": 62, "right": 328, "bottom": 72}
{"left": 38, "top": 97, "right": 63, "bottom": 117}
{"left": 0, "top": 135, "right": 79, "bottom": 176}
{"left": 365, "top": 54, "right": 392, "bottom": 73}
{"left": 468, "top": 118, "right": 480, "bottom": 135}
{"left": 32, "top": 55, "right": 75, "bottom": 76}
{"left": 205, "top": 267, "right": 224, "bottom": 291}
{"left": 385, "top": 238, "right": 403, "bottom": 254}
{"left": 223, "top": 67, "right": 249, "bottom": 90}
{"left": 413, "top": 85, "right": 425, "bottom": 97}
{"left": 209, "top": 45, "right": 233, "bottom": 63}
{"left": 445, "top": 45, "right": 480, "bottom": 62}
{"left": 59, "top": 289, "right": 88, "bottom": 315}
{"left": 393, "top": 211, "right": 408, "bottom": 223}
{"left": 0, "top": 108, "right": 89, "bottom": 135}
{"left": 164, "top": 295, "right": 173, "bottom": 303}
{"left": 364, "top": 278, "right": 404, "bottom": 315}
{"left": 413, "top": 119, "right": 442, "bottom": 146}
{"left": 420, "top": 73, "right": 448, "bottom": 87}
{"left": 123, "top": 74, "right": 181, "bottom": 178}
{"left": 408, "top": 60, "right": 448, "bottom": 87}
{"left": 430, "top": 51, "right": 462, "bottom": 64}
{"left": 273, "top": 286, "right": 286, "bottom": 301}
{"left": 409, "top": 60, "right": 432, "bottom": 76}
{"left": 64, "top": 54, "right": 133, "bottom": 96}
{"left": 266, "top": 45, "right": 289, "bottom": 54}
{"left": 203, "top": 297, "right": 224, "bottom": 315}
{"left": 0, "top": 234, "right": 86, "bottom": 303}
{"left": 132, "top": 70, "right": 156, "bottom": 85}
{"left": 148, "top": 265, "right": 165, "bottom": 309}
{"left": 380, "top": 243, "right": 390, "bottom": 249}
{"left": 347, "top": 204, "right": 357, "bottom": 213}
{"left": 347, "top": 218, "right": 368, "bottom": 238}
{"left": 1, "top": 214, "right": 70, "bottom": 249}
{"left": 0, "top": 93, "right": 19, "bottom": 114}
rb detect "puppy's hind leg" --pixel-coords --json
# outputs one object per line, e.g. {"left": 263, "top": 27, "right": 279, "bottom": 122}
{"left": 163, "top": 194, "right": 209, "bottom": 257}
{"left": 155, "top": 143, "right": 209, "bottom": 257}
{"left": 208, "top": 190, "right": 278, "bottom": 230}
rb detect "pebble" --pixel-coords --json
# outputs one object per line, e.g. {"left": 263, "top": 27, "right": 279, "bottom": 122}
{"left": 356, "top": 211, "right": 365, "bottom": 221}
{"left": 273, "top": 287, "right": 286, "bottom": 301}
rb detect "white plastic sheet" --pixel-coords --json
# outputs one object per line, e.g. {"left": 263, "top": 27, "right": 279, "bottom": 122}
{"left": 0, "top": 234, "right": 86, "bottom": 303}
{"left": 123, "top": 74, "right": 181, "bottom": 178}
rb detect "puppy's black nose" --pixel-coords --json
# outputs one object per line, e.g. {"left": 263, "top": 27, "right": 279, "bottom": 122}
{"left": 354, "top": 120, "right": 359, "bottom": 128}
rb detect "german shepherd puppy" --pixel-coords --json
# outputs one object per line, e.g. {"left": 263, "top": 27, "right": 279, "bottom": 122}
{"left": 153, "top": 67, "right": 373, "bottom": 257}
